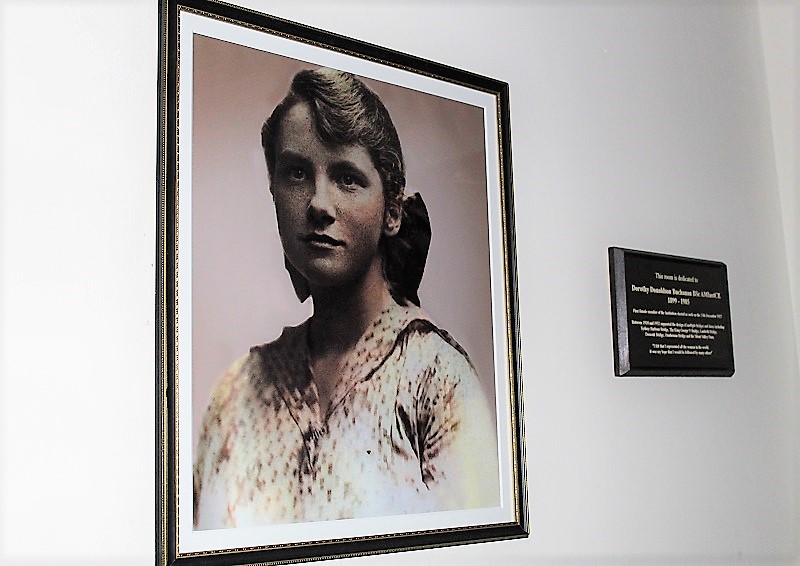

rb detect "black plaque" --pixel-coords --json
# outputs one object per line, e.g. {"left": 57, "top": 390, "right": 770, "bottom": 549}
{"left": 609, "top": 247, "right": 734, "bottom": 377}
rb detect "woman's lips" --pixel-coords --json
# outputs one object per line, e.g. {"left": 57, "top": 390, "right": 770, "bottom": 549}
{"left": 302, "top": 233, "right": 345, "bottom": 248}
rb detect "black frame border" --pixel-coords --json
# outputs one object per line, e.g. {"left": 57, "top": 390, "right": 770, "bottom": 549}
{"left": 156, "top": 1, "right": 527, "bottom": 563}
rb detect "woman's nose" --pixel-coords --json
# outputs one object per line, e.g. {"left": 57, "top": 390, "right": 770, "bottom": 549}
{"left": 307, "top": 179, "right": 336, "bottom": 226}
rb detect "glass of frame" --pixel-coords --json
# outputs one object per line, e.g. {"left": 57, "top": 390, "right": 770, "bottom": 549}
{"left": 156, "top": 1, "right": 527, "bottom": 563}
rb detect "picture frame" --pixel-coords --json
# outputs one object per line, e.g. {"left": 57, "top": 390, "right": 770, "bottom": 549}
{"left": 156, "top": 1, "right": 527, "bottom": 564}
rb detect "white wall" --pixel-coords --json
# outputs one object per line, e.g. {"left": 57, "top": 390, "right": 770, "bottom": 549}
{"left": 759, "top": 0, "right": 800, "bottom": 383}
{"left": 0, "top": 1, "right": 797, "bottom": 564}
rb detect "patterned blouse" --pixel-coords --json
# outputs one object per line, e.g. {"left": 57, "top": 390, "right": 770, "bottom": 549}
{"left": 193, "top": 301, "right": 499, "bottom": 529}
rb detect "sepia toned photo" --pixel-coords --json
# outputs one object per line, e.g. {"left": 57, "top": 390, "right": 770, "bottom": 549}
{"left": 157, "top": 1, "right": 526, "bottom": 563}
{"left": 192, "top": 38, "right": 500, "bottom": 529}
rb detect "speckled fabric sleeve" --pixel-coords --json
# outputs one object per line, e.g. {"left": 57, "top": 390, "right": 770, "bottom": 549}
{"left": 390, "top": 320, "right": 500, "bottom": 511}
{"left": 192, "top": 352, "right": 271, "bottom": 528}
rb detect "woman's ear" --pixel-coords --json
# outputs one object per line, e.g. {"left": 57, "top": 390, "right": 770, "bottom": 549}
{"left": 383, "top": 202, "right": 402, "bottom": 237}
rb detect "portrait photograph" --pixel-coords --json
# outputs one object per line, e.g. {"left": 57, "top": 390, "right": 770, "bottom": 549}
{"left": 158, "top": 2, "right": 526, "bottom": 563}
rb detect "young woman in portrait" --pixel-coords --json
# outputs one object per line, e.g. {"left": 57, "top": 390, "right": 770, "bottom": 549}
{"left": 193, "top": 68, "right": 499, "bottom": 529}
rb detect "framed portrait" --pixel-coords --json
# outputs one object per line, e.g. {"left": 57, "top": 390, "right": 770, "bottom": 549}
{"left": 156, "top": 0, "right": 527, "bottom": 563}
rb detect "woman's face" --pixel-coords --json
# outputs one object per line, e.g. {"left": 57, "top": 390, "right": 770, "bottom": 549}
{"left": 271, "top": 101, "right": 390, "bottom": 292}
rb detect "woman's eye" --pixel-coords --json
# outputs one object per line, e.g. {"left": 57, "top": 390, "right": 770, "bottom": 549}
{"left": 287, "top": 167, "right": 306, "bottom": 182}
{"left": 336, "top": 172, "right": 364, "bottom": 189}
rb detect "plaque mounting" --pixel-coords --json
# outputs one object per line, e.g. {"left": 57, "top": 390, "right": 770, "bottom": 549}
{"left": 609, "top": 247, "right": 734, "bottom": 377}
